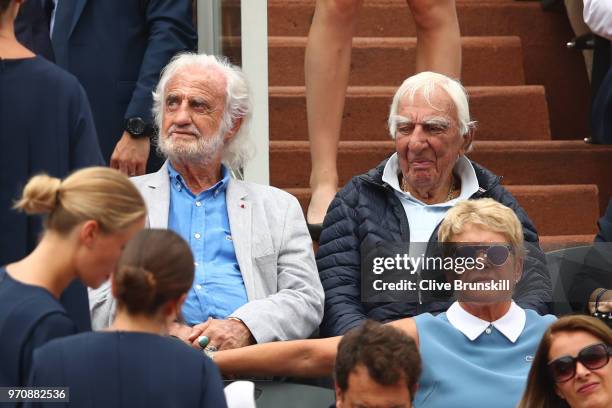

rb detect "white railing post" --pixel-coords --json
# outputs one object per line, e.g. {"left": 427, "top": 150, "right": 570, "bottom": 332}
{"left": 196, "top": 0, "right": 270, "bottom": 184}
{"left": 197, "top": 0, "right": 222, "bottom": 55}
{"left": 240, "top": 0, "right": 270, "bottom": 184}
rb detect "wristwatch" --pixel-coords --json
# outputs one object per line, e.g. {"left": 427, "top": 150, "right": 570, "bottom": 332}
{"left": 125, "top": 117, "right": 154, "bottom": 139}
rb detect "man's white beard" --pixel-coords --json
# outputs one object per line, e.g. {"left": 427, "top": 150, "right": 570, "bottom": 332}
{"left": 157, "top": 125, "right": 225, "bottom": 166}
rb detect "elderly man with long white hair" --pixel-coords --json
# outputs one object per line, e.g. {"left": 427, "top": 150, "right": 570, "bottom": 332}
{"left": 90, "top": 53, "right": 324, "bottom": 351}
{"left": 317, "top": 71, "right": 552, "bottom": 337}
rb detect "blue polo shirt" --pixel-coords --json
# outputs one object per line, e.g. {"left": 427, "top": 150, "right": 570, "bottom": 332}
{"left": 413, "top": 302, "right": 556, "bottom": 408}
{"left": 167, "top": 163, "right": 248, "bottom": 325}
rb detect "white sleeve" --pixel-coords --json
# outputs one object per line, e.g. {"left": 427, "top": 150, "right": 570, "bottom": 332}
{"left": 583, "top": 0, "right": 612, "bottom": 41}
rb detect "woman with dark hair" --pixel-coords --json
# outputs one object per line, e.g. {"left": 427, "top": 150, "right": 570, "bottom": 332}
{"left": 25, "top": 229, "right": 228, "bottom": 408}
{"left": 518, "top": 315, "right": 611, "bottom": 408}
{"left": 0, "top": 168, "right": 146, "bottom": 390}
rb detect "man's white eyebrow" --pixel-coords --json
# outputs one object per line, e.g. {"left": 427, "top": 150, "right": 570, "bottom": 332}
{"left": 392, "top": 115, "right": 412, "bottom": 125}
{"left": 422, "top": 116, "right": 451, "bottom": 126}
{"left": 393, "top": 115, "right": 450, "bottom": 126}
{"left": 164, "top": 93, "right": 209, "bottom": 104}
{"left": 189, "top": 96, "right": 207, "bottom": 103}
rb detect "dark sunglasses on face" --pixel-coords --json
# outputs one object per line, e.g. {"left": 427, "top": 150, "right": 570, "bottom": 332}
{"left": 548, "top": 343, "right": 612, "bottom": 383}
{"left": 452, "top": 244, "right": 514, "bottom": 267}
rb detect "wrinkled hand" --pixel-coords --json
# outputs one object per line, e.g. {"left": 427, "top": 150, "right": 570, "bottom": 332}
{"left": 168, "top": 322, "right": 193, "bottom": 343}
{"left": 110, "top": 131, "right": 150, "bottom": 176}
{"left": 188, "top": 318, "right": 254, "bottom": 351}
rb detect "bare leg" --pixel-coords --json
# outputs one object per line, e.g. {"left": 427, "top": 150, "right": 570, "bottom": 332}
{"left": 564, "top": 0, "right": 593, "bottom": 82}
{"left": 407, "top": 0, "right": 462, "bottom": 78}
{"left": 305, "top": 0, "right": 363, "bottom": 225}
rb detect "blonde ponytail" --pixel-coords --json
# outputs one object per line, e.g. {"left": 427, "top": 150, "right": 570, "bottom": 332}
{"left": 13, "top": 174, "right": 62, "bottom": 215}
{"left": 14, "top": 167, "right": 146, "bottom": 234}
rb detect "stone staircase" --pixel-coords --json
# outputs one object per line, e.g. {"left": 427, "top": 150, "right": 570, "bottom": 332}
{"left": 264, "top": 0, "right": 612, "bottom": 250}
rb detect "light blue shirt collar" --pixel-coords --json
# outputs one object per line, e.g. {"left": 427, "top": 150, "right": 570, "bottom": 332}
{"left": 381, "top": 153, "right": 480, "bottom": 206}
{"left": 167, "top": 162, "right": 230, "bottom": 198}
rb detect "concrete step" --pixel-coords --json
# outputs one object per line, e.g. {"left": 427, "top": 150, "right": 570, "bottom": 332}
{"left": 268, "top": 1, "right": 571, "bottom": 38}
{"left": 269, "top": 85, "right": 551, "bottom": 141}
{"left": 284, "top": 184, "right": 599, "bottom": 237}
{"left": 506, "top": 185, "right": 599, "bottom": 236}
{"left": 268, "top": 36, "right": 525, "bottom": 87}
{"left": 269, "top": 140, "right": 612, "bottom": 213}
{"left": 265, "top": 0, "right": 589, "bottom": 140}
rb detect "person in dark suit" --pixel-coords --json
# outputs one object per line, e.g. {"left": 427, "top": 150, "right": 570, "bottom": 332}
{"left": 25, "top": 229, "right": 228, "bottom": 408}
{"left": 14, "top": 0, "right": 54, "bottom": 60}
{"left": 569, "top": 198, "right": 612, "bottom": 316}
{"left": 592, "top": 65, "right": 612, "bottom": 144}
{"left": 0, "top": 0, "right": 104, "bottom": 332}
{"left": 0, "top": 167, "right": 146, "bottom": 390}
{"left": 51, "top": 0, "right": 197, "bottom": 175}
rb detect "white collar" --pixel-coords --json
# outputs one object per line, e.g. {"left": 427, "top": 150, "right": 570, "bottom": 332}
{"left": 446, "top": 301, "right": 526, "bottom": 343}
{"left": 381, "top": 154, "right": 480, "bottom": 206}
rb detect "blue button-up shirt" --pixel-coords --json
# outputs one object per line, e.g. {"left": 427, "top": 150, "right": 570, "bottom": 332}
{"left": 167, "top": 163, "right": 248, "bottom": 325}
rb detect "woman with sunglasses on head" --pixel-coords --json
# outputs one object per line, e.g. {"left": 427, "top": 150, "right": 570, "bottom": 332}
{"left": 25, "top": 229, "right": 228, "bottom": 408}
{"left": 0, "top": 168, "right": 146, "bottom": 390}
{"left": 518, "top": 315, "right": 611, "bottom": 408}
{"left": 209, "top": 199, "right": 556, "bottom": 408}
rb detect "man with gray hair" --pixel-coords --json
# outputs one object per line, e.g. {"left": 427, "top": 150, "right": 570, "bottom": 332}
{"left": 317, "top": 71, "right": 551, "bottom": 337}
{"left": 90, "top": 53, "right": 324, "bottom": 350}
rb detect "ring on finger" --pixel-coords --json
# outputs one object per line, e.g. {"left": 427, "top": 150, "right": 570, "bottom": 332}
{"left": 197, "top": 335, "right": 210, "bottom": 348}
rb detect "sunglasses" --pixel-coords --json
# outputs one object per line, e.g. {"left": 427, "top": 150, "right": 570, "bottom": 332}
{"left": 452, "top": 245, "right": 514, "bottom": 267}
{"left": 548, "top": 343, "right": 612, "bottom": 383}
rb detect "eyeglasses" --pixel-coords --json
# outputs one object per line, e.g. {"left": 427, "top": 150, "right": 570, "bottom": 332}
{"left": 452, "top": 245, "right": 514, "bottom": 266}
{"left": 548, "top": 343, "right": 612, "bottom": 383}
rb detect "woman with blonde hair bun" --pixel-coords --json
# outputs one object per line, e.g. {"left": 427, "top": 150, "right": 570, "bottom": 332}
{"left": 0, "top": 167, "right": 146, "bottom": 388}
{"left": 0, "top": 0, "right": 104, "bottom": 334}
{"left": 26, "top": 229, "right": 228, "bottom": 407}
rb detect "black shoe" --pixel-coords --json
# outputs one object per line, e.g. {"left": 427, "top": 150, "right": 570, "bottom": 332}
{"left": 307, "top": 223, "right": 323, "bottom": 241}
{"left": 567, "top": 34, "right": 596, "bottom": 50}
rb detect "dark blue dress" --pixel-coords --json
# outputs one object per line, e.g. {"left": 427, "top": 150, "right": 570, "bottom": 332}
{"left": 0, "top": 56, "right": 103, "bottom": 332}
{"left": 25, "top": 332, "right": 228, "bottom": 408}
{"left": 0, "top": 268, "right": 77, "bottom": 389}
{"left": 0, "top": 56, "right": 103, "bottom": 266}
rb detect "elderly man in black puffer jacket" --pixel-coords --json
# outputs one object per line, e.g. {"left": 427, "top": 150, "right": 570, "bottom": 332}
{"left": 317, "top": 72, "right": 551, "bottom": 337}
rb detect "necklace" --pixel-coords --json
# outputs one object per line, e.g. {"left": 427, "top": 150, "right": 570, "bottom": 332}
{"left": 400, "top": 175, "right": 457, "bottom": 202}
{"left": 446, "top": 176, "right": 456, "bottom": 201}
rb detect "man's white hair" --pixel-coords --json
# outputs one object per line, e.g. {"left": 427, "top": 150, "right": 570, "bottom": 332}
{"left": 152, "top": 52, "right": 254, "bottom": 170}
{"left": 387, "top": 71, "right": 477, "bottom": 151}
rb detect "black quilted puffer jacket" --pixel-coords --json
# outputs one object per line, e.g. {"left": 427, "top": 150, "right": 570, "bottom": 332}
{"left": 317, "top": 158, "right": 552, "bottom": 337}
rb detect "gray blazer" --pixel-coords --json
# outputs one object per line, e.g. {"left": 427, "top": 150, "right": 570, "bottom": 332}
{"left": 90, "top": 163, "right": 324, "bottom": 342}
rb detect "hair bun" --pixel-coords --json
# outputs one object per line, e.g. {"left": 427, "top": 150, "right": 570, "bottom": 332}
{"left": 14, "top": 174, "right": 62, "bottom": 215}
{"left": 114, "top": 265, "right": 158, "bottom": 314}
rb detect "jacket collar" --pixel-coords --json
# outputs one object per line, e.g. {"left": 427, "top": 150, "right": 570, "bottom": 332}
{"left": 138, "top": 162, "right": 171, "bottom": 229}
{"left": 138, "top": 161, "right": 249, "bottom": 228}
{"left": 362, "top": 154, "right": 502, "bottom": 195}
{"left": 381, "top": 154, "right": 480, "bottom": 203}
